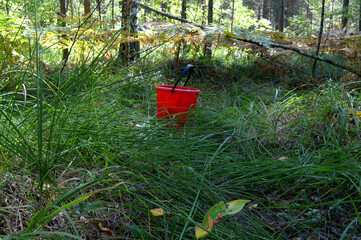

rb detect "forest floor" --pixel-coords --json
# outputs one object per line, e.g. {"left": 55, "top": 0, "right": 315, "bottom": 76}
{"left": 1, "top": 51, "right": 361, "bottom": 239}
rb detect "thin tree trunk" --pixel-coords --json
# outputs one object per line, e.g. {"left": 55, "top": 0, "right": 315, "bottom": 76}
{"left": 309, "top": 0, "right": 313, "bottom": 28}
{"left": 207, "top": 0, "right": 213, "bottom": 24}
{"left": 59, "top": 0, "right": 69, "bottom": 63}
{"left": 270, "top": 0, "right": 273, "bottom": 25}
{"left": 25, "top": 0, "right": 31, "bottom": 58}
{"left": 112, "top": 0, "right": 115, "bottom": 28}
{"left": 129, "top": 3, "right": 140, "bottom": 63}
{"left": 231, "top": 0, "right": 235, "bottom": 32}
{"left": 70, "top": 0, "right": 73, "bottom": 17}
{"left": 204, "top": 0, "right": 213, "bottom": 60}
{"left": 359, "top": 0, "right": 361, "bottom": 31}
{"left": 161, "top": 0, "right": 167, "bottom": 12}
{"left": 272, "top": 0, "right": 279, "bottom": 29}
{"left": 306, "top": 0, "right": 309, "bottom": 18}
{"left": 312, "top": 0, "right": 325, "bottom": 78}
{"left": 5, "top": 0, "right": 9, "bottom": 15}
{"left": 119, "top": 0, "right": 129, "bottom": 66}
{"left": 342, "top": 0, "right": 349, "bottom": 32}
{"left": 84, "top": 0, "right": 91, "bottom": 17}
{"left": 286, "top": 0, "right": 291, "bottom": 27}
{"left": 262, "top": 0, "right": 269, "bottom": 19}
{"left": 181, "top": 0, "right": 187, "bottom": 19}
{"left": 278, "top": 0, "right": 284, "bottom": 31}
{"left": 200, "top": 0, "right": 206, "bottom": 24}
{"left": 96, "top": 0, "right": 102, "bottom": 23}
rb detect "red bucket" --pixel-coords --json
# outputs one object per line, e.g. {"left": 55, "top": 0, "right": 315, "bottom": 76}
{"left": 156, "top": 65, "right": 200, "bottom": 126}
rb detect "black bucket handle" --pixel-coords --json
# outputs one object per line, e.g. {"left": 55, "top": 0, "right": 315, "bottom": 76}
{"left": 170, "top": 64, "right": 194, "bottom": 93}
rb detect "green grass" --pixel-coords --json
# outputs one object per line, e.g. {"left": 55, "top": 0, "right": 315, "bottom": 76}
{"left": 1, "top": 23, "right": 361, "bottom": 240}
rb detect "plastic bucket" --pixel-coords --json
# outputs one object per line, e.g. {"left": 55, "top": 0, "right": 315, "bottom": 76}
{"left": 156, "top": 64, "right": 200, "bottom": 126}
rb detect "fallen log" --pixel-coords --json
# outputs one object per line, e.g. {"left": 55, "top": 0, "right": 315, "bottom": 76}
{"left": 226, "top": 34, "right": 361, "bottom": 78}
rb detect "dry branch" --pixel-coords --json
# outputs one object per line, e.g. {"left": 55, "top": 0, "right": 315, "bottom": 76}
{"left": 130, "top": 0, "right": 203, "bottom": 28}
{"left": 226, "top": 34, "right": 361, "bottom": 78}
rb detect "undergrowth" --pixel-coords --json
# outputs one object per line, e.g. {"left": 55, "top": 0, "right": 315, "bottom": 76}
{"left": 0, "top": 27, "right": 361, "bottom": 240}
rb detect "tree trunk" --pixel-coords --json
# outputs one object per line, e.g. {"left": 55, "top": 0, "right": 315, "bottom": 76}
{"left": 84, "top": 0, "right": 91, "bottom": 17}
{"left": 112, "top": 0, "right": 115, "bottom": 28}
{"left": 70, "top": 0, "right": 73, "bottom": 17}
{"left": 208, "top": 0, "right": 213, "bottom": 24}
{"left": 25, "top": 0, "right": 31, "bottom": 58}
{"left": 181, "top": 0, "right": 187, "bottom": 19}
{"left": 201, "top": 0, "right": 206, "bottom": 24}
{"left": 141, "top": 0, "right": 151, "bottom": 21}
{"left": 359, "top": 0, "right": 361, "bottom": 31}
{"left": 119, "top": 0, "right": 139, "bottom": 65}
{"left": 312, "top": 0, "right": 325, "bottom": 78}
{"left": 204, "top": 0, "right": 213, "bottom": 59}
{"left": 263, "top": 0, "right": 269, "bottom": 19}
{"left": 161, "top": 0, "right": 167, "bottom": 21}
{"left": 278, "top": 0, "right": 284, "bottom": 32}
{"left": 119, "top": 0, "right": 130, "bottom": 66}
{"left": 96, "top": 0, "right": 102, "bottom": 23}
{"left": 306, "top": 0, "right": 310, "bottom": 24}
{"left": 129, "top": 2, "right": 140, "bottom": 63}
{"left": 161, "top": 0, "right": 167, "bottom": 12}
{"left": 286, "top": 0, "right": 291, "bottom": 27}
{"left": 5, "top": 0, "right": 9, "bottom": 15}
{"left": 59, "top": 0, "right": 69, "bottom": 63}
{"left": 231, "top": 0, "right": 235, "bottom": 32}
{"left": 307, "top": 0, "right": 312, "bottom": 28}
{"left": 272, "top": 0, "right": 279, "bottom": 30}
{"left": 342, "top": 0, "right": 349, "bottom": 32}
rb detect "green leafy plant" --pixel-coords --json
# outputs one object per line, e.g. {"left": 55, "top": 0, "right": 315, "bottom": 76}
{"left": 195, "top": 200, "right": 250, "bottom": 239}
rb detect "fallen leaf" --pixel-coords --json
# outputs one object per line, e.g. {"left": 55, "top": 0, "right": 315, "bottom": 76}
{"left": 195, "top": 213, "right": 213, "bottom": 239}
{"left": 150, "top": 208, "right": 171, "bottom": 217}
{"left": 98, "top": 223, "right": 113, "bottom": 236}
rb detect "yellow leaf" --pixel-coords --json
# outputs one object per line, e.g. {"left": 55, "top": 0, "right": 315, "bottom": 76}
{"left": 150, "top": 208, "right": 171, "bottom": 217}
{"left": 356, "top": 112, "right": 361, "bottom": 117}
{"left": 195, "top": 213, "right": 213, "bottom": 239}
{"left": 98, "top": 223, "right": 113, "bottom": 236}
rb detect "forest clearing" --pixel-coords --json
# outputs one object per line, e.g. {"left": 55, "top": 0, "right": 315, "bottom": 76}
{"left": 1, "top": 0, "right": 361, "bottom": 239}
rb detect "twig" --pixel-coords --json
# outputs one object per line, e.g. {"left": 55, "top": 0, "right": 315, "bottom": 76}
{"left": 130, "top": 0, "right": 204, "bottom": 28}
{"left": 226, "top": 34, "right": 361, "bottom": 78}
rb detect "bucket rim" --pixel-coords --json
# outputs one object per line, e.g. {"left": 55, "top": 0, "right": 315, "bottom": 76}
{"left": 156, "top": 85, "right": 200, "bottom": 92}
